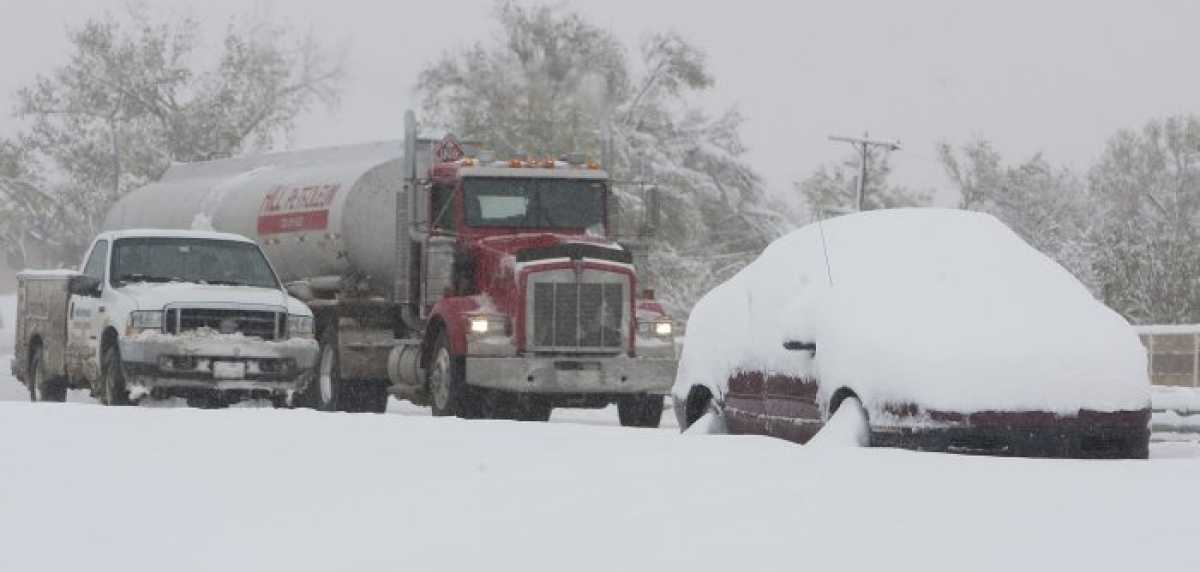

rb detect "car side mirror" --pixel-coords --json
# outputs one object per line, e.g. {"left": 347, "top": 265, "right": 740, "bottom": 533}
{"left": 68, "top": 274, "right": 102, "bottom": 297}
{"left": 783, "top": 340, "right": 817, "bottom": 356}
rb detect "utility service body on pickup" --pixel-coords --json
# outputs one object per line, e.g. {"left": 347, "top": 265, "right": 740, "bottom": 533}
{"left": 103, "top": 111, "right": 678, "bottom": 423}
{"left": 11, "top": 229, "right": 319, "bottom": 406}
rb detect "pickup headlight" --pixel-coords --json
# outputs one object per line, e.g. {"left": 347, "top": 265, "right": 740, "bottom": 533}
{"left": 467, "top": 314, "right": 510, "bottom": 336}
{"left": 130, "top": 310, "right": 163, "bottom": 332}
{"left": 638, "top": 319, "right": 674, "bottom": 338}
{"left": 286, "top": 315, "right": 315, "bottom": 339}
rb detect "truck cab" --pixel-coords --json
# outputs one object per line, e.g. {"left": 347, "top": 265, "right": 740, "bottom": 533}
{"left": 388, "top": 140, "right": 678, "bottom": 425}
{"left": 12, "top": 229, "right": 319, "bottom": 406}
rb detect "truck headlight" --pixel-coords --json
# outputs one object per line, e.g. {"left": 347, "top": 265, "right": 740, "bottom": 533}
{"left": 467, "top": 315, "right": 510, "bottom": 336}
{"left": 638, "top": 319, "right": 673, "bottom": 338}
{"left": 287, "top": 315, "right": 315, "bottom": 339}
{"left": 130, "top": 310, "right": 163, "bottom": 332}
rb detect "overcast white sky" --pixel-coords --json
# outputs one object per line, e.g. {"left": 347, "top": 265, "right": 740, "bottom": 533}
{"left": 2, "top": 0, "right": 1199, "bottom": 206}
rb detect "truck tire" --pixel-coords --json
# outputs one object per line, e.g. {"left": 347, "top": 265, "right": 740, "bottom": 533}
{"left": 427, "top": 331, "right": 482, "bottom": 418}
{"left": 98, "top": 346, "right": 132, "bottom": 406}
{"left": 618, "top": 395, "right": 663, "bottom": 428}
{"left": 28, "top": 346, "right": 67, "bottom": 403}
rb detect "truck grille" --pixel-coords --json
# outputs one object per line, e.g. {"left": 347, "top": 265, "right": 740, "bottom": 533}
{"left": 531, "top": 282, "right": 624, "bottom": 350}
{"left": 169, "top": 308, "right": 281, "bottom": 340}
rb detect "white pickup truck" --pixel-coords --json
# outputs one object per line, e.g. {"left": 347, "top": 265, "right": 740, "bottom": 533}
{"left": 11, "top": 229, "right": 319, "bottom": 407}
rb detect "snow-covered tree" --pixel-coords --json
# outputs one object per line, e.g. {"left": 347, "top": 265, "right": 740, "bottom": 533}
{"left": 938, "top": 139, "right": 1091, "bottom": 286}
{"left": 416, "top": 1, "right": 787, "bottom": 315}
{"left": 794, "top": 147, "right": 931, "bottom": 219}
{"left": 1087, "top": 116, "right": 1200, "bottom": 323}
{"left": 1, "top": 6, "right": 345, "bottom": 265}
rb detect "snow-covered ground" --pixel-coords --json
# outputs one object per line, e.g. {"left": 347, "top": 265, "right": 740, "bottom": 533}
{"left": 0, "top": 401, "right": 1198, "bottom": 572}
{"left": 6, "top": 292, "right": 1200, "bottom": 571}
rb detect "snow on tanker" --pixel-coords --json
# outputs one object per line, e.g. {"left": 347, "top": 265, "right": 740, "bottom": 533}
{"left": 105, "top": 111, "right": 678, "bottom": 423}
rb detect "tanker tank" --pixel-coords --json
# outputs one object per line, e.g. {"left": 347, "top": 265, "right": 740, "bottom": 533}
{"left": 104, "top": 141, "right": 428, "bottom": 295}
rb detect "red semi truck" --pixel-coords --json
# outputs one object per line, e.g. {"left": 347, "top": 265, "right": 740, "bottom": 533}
{"left": 105, "top": 111, "right": 678, "bottom": 424}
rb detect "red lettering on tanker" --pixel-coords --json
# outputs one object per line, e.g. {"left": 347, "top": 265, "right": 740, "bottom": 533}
{"left": 257, "top": 183, "right": 340, "bottom": 235}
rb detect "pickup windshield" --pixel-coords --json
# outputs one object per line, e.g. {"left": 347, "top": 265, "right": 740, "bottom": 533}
{"left": 464, "top": 178, "right": 605, "bottom": 230}
{"left": 110, "top": 237, "right": 279, "bottom": 289}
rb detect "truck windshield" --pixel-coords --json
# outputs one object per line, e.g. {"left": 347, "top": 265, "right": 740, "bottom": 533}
{"left": 464, "top": 178, "right": 605, "bottom": 230}
{"left": 110, "top": 238, "right": 279, "bottom": 289}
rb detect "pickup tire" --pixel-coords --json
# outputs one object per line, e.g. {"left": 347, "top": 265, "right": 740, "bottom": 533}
{"left": 98, "top": 346, "right": 132, "bottom": 406}
{"left": 297, "top": 328, "right": 342, "bottom": 412}
{"left": 28, "top": 346, "right": 66, "bottom": 403}
{"left": 427, "top": 331, "right": 482, "bottom": 418}
{"left": 617, "top": 395, "right": 664, "bottom": 428}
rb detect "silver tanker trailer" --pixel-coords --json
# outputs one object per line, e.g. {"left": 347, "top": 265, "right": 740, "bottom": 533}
{"left": 104, "top": 112, "right": 679, "bottom": 424}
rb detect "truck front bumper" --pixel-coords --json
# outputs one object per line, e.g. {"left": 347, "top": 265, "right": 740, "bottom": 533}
{"left": 464, "top": 355, "right": 677, "bottom": 395}
{"left": 119, "top": 335, "right": 319, "bottom": 393}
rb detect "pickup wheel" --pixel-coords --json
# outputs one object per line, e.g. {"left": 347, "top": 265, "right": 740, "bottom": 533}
{"left": 98, "top": 346, "right": 132, "bottom": 406}
{"left": 427, "top": 332, "right": 482, "bottom": 418}
{"left": 28, "top": 346, "right": 66, "bottom": 403}
{"left": 303, "top": 328, "right": 342, "bottom": 412}
{"left": 618, "top": 395, "right": 664, "bottom": 428}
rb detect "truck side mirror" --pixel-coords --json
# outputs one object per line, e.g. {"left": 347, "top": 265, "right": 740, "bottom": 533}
{"left": 68, "top": 275, "right": 102, "bottom": 297}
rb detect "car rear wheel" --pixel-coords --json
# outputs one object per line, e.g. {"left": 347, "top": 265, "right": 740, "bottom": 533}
{"left": 618, "top": 395, "right": 663, "bottom": 428}
{"left": 808, "top": 395, "right": 870, "bottom": 448}
{"left": 28, "top": 346, "right": 66, "bottom": 403}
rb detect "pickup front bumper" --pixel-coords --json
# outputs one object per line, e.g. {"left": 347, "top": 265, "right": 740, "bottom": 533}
{"left": 119, "top": 334, "right": 319, "bottom": 393}
{"left": 465, "top": 355, "right": 677, "bottom": 395}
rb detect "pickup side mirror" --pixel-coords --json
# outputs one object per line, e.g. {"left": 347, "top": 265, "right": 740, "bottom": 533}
{"left": 68, "top": 274, "right": 102, "bottom": 297}
{"left": 783, "top": 340, "right": 817, "bottom": 356}
{"left": 285, "top": 281, "right": 314, "bottom": 301}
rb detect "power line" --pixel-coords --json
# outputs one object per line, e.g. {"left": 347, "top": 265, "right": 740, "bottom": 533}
{"left": 829, "top": 133, "right": 902, "bottom": 211}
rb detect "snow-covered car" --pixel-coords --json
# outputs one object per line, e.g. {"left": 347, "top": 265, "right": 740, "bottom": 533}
{"left": 11, "top": 229, "right": 319, "bottom": 407}
{"left": 672, "top": 209, "right": 1151, "bottom": 458}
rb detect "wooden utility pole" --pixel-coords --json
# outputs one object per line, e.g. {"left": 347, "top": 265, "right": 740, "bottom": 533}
{"left": 828, "top": 133, "right": 902, "bottom": 211}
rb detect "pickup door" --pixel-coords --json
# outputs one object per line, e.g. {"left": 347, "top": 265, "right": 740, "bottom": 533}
{"left": 66, "top": 239, "right": 108, "bottom": 384}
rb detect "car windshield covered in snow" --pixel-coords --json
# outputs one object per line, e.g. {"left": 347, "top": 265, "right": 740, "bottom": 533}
{"left": 110, "top": 237, "right": 279, "bottom": 289}
{"left": 464, "top": 178, "right": 605, "bottom": 230}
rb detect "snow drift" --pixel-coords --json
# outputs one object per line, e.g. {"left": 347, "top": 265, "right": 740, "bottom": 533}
{"left": 675, "top": 208, "right": 1149, "bottom": 415}
{"left": 0, "top": 402, "right": 1197, "bottom": 572}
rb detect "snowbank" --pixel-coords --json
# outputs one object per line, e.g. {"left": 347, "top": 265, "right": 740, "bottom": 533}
{"left": 676, "top": 209, "right": 1148, "bottom": 415}
{"left": 0, "top": 402, "right": 1196, "bottom": 572}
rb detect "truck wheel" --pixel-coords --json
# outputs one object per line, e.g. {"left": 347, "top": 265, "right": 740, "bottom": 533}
{"left": 99, "top": 346, "right": 132, "bottom": 406}
{"left": 28, "top": 346, "right": 67, "bottom": 403}
{"left": 618, "top": 395, "right": 664, "bottom": 428}
{"left": 427, "top": 332, "right": 481, "bottom": 418}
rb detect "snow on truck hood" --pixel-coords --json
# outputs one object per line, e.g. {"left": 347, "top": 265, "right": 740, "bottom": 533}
{"left": 118, "top": 282, "right": 301, "bottom": 314}
{"left": 675, "top": 208, "right": 1149, "bottom": 415}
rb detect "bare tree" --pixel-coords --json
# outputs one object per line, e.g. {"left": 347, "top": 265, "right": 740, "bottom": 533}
{"left": 2, "top": 6, "right": 346, "bottom": 265}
